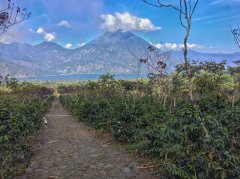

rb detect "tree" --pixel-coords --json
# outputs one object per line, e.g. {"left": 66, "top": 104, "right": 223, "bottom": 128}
{"left": 0, "top": 0, "right": 31, "bottom": 34}
{"left": 232, "top": 25, "right": 240, "bottom": 48}
{"left": 231, "top": 26, "right": 240, "bottom": 105}
{"left": 140, "top": 45, "right": 171, "bottom": 107}
{"left": 142, "top": 0, "right": 199, "bottom": 102}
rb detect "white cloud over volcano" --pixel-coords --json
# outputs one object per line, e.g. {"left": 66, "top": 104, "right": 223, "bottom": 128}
{"left": 100, "top": 12, "right": 161, "bottom": 32}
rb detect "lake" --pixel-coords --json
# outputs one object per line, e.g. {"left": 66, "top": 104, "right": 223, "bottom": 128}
{"left": 18, "top": 74, "right": 148, "bottom": 81}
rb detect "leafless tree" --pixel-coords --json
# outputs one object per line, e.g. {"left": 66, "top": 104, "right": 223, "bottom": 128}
{"left": 230, "top": 26, "right": 240, "bottom": 106}
{"left": 142, "top": 0, "right": 199, "bottom": 102}
{"left": 140, "top": 45, "right": 172, "bottom": 107}
{"left": 0, "top": 0, "right": 31, "bottom": 34}
{"left": 232, "top": 25, "right": 240, "bottom": 48}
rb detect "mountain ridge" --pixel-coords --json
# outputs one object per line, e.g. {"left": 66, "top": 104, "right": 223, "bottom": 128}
{"left": 0, "top": 31, "right": 239, "bottom": 77}
{"left": 1, "top": 40, "right": 239, "bottom": 55}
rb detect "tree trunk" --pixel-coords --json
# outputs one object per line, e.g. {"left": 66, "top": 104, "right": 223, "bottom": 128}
{"left": 183, "top": 20, "right": 194, "bottom": 103}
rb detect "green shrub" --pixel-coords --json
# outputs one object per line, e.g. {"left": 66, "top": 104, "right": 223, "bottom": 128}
{"left": 60, "top": 93, "right": 240, "bottom": 179}
{"left": 0, "top": 90, "right": 53, "bottom": 178}
{"left": 143, "top": 104, "right": 240, "bottom": 178}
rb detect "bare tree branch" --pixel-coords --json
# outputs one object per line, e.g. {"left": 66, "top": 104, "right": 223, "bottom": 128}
{"left": 0, "top": 0, "right": 31, "bottom": 34}
{"left": 0, "top": 0, "right": 11, "bottom": 13}
{"left": 142, "top": 0, "right": 185, "bottom": 14}
{"left": 190, "top": 0, "right": 199, "bottom": 18}
{"left": 142, "top": 0, "right": 199, "bottom": 102}
{"left": 179, "top": 0, "right": 187, "bottom": 30}
{"left": 232, "top": 25, "right": 240, "bottom": 48}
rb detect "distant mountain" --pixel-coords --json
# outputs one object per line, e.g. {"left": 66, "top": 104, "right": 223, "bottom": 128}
{"left": 172, "top": 50, "right": 240, "bottom": 65}
{"left": 60, "top": 31, "right": 150, "bottom": 74}
{"left": 0, "top": 58, "right": 34, "bottom": 77}
{"left": 0, "top": 31, "right": 239, "bottom": 77}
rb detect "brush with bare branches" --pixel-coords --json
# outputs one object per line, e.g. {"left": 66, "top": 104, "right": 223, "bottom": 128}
{"left": 142, "top": 0, "right": 199, "bottom": 102}
{"left": 0, "top": 0, "right": 31, "bottom": 34}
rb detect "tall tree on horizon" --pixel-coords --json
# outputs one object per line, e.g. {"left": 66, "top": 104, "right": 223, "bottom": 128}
{"left": 0, "top": 0, "right": 31, "bottom": 34}
{"left": 142, "top": 0, "right": 199, "bottom": 102}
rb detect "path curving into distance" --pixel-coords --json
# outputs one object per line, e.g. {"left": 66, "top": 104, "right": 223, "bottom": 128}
{"left": 21, "top": 98, "right": 158, "bottom": 179}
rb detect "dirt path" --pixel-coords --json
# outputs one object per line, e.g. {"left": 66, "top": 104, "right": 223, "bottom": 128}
{"left": 20, "top": 98, "right": 158, "bottom": 179}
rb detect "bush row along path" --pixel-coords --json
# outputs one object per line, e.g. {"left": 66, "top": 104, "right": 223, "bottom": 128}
{"left": 20, "top": 98, "right": 157, "bottom": 179}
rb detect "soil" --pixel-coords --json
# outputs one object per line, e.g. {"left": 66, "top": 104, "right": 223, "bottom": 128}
{"left": 20, "top": 98, "right": 159, "bottom": 179}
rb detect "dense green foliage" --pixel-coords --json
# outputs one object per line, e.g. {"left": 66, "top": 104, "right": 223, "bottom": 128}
{"left": 59, "top": 68, "right": 240, "bottom": 178}
{"left": 0, "top": 76, "right": 53, "bottom": 178}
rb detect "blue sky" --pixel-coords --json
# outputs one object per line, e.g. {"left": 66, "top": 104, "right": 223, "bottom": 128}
{"left": 0, "top": 0, "right": 240, "bottom": 53}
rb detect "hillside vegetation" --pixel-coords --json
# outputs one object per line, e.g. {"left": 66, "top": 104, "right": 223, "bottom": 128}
{"left": 59, "top": 59, "right": 240, "bottom": 178}
{"left": 0, "top": 75, "right": 54, "bottom": 178}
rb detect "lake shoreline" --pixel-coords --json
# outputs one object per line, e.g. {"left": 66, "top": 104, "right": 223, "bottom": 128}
{"left": 18, "top": 74, "right": 148, "bottom": 81}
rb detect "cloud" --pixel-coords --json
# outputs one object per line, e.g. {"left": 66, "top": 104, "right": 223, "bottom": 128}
{"left": 0, "top": 29, "right": 22, "bottom": 44}
{"left": 206, "top": 15, "right": 240, "bottom": 24}
{"left": 37, "top": 28, "right": 45, "bottom": 34}
{"left": 151, "top": 43, "right": 164, "bottom": 49}
{"left": 209, "top": 0, "right": 240, "bottom": 6}
{"left": 100, "top": 12, "right": 161, "bottom": 32}
{"left": 57, "top": 20, "right": 70, "bottom": 28}
{"left": 192, "top": 15, "right": 218, "bottom": 22}
{"left": 151, "top": 42, "right": 203, "bottom": 50}
{"left": 165, "top": 43, "right": 178, "bottom": 50}
{"left": 181, "top": 43, "right": 203, "bottom": 49}
{"left": 44, "top": 33, "right": 56, "bottom": 42}
{"left": 65, "top": 43, "right": 73, "bottom": 49}
{"left": 151, "top": 43, "right": 178, "bottom": 50}
{"left": 0, "top": 25, "right": 29, "bottom": 44}
{"left": 32, "top": 0, "right": 104, "bottom": 31}
{"left": 36, "top": 27, "right": 56, "bottom": 41}
{"left": 77, "top": 43, "right": 86, "bottom": 47}
{"left": 193, "top": 14, "right": 240, "bottom": 24}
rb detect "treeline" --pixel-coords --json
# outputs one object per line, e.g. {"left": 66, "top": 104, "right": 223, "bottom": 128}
{"left": 59, "top": 59, "right": 240, "bottom": 178}
{"left": 0, "top": 75, "right": 54, "bottom": 178}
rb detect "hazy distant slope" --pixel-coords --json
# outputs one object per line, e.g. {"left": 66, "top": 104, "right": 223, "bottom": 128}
{"left": 0, "top": 31, "right": 239, "bottom": 77}
{"left": 0, "top": 59, "right": 34, "bottom": 77}
{"left": 172, "top": 50, "right": 240, "bottom": 65}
